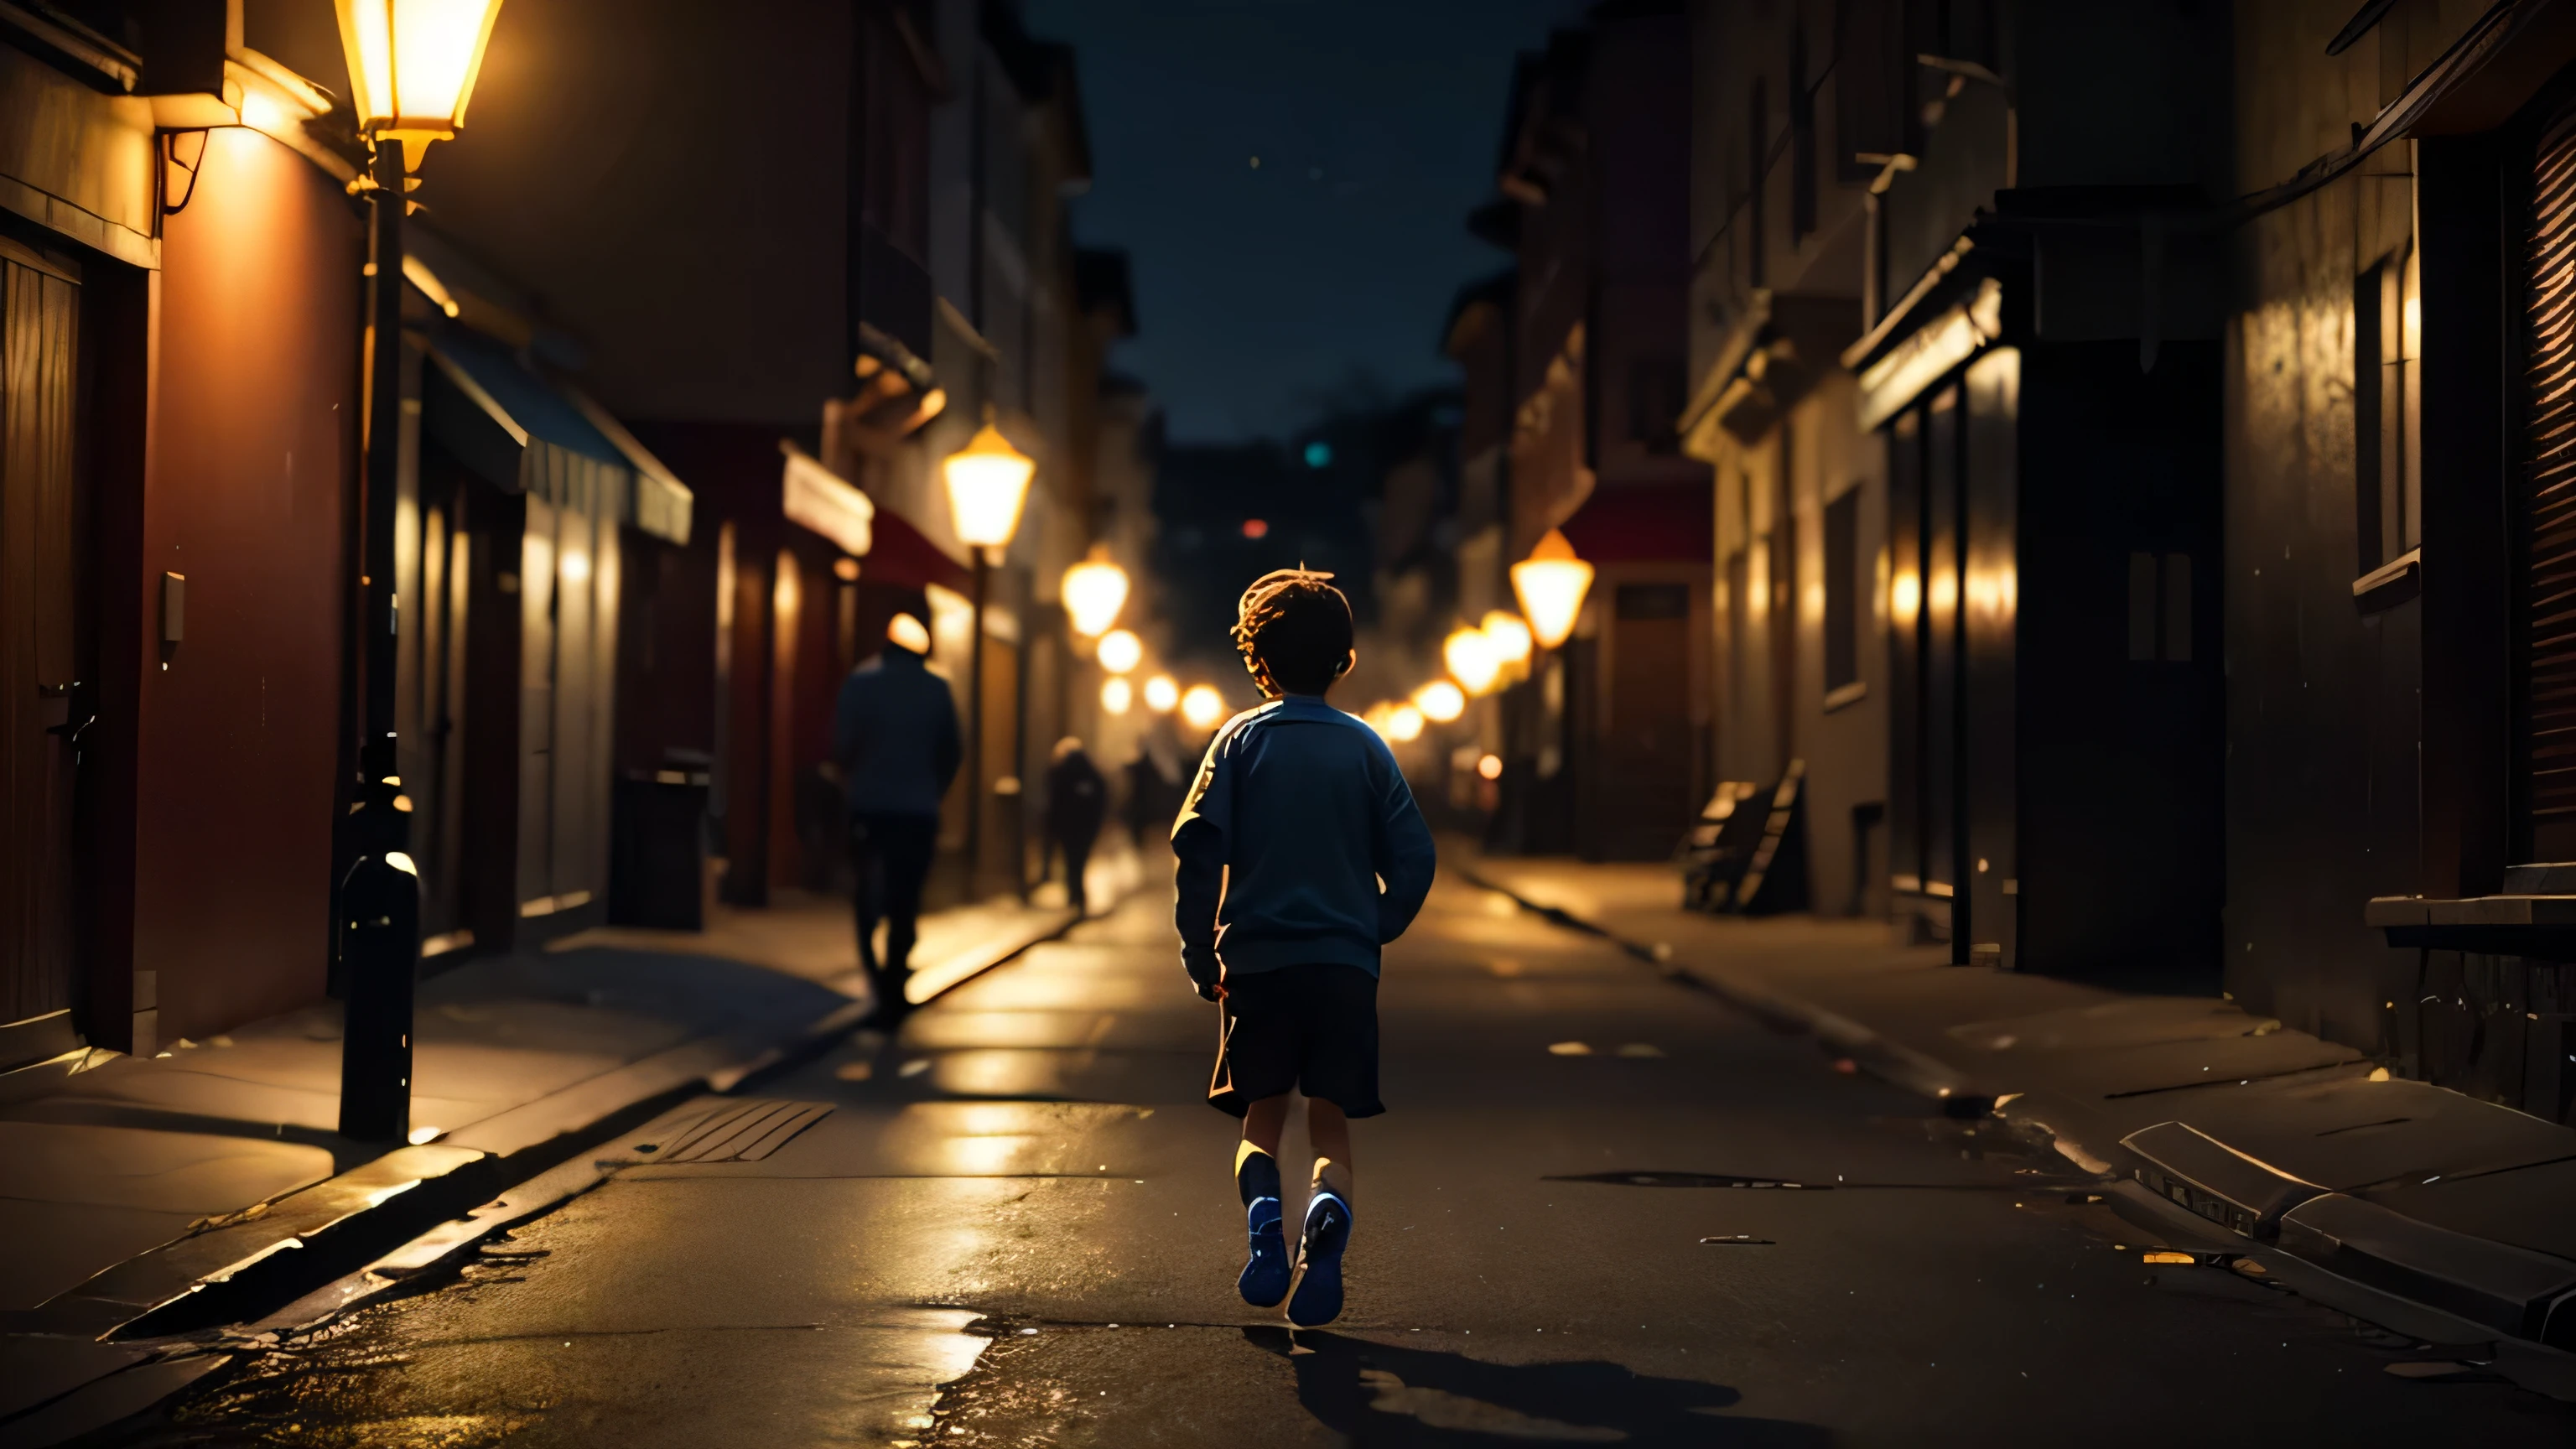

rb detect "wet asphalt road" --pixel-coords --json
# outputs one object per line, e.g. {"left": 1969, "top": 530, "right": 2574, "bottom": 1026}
{"left": 91, "top": 872, "right": 2576, "bottom": 1446}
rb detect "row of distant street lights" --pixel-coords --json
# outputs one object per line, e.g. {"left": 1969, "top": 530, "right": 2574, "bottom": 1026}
{"left": 1057, "top": 532, "right": 1233, "bottom": 730}
{"left": 1051, "top": 522, "right": 1598, "bottom": 754}
{"left": 1358, "top": 527, "right": 1596, "bottom": 751}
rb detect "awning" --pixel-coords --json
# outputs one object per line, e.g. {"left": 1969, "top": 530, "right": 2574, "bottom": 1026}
{"left": 774, "top": 441, "right": 969, "bottom": 594}
{"left": 860, "top": 500, "right": 973, "bottom": 595}
{"left": 781, "top": 444, "right": 874, "bottom": 555}
{"left": 1561, "top": 480, "right": 1713, "bottom": 567}
{"left": 420, "top": 327, "right": 693, "bottom": 544}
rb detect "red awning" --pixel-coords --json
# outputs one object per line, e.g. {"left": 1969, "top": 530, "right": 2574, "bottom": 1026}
{"left": 861, "top": 501, "right": 972, "bottom": 594}
{"left": 1561, "top": 480, "right": 1714, "bottom": 565}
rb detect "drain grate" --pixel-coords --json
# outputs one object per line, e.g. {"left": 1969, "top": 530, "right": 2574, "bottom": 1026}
{"left": 653, "top": 1098, "right": 835, "bottom": 1163}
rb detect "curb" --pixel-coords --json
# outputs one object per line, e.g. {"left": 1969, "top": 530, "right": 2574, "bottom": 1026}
{"left": 1459, "top": 862, "right": 2576, "bottom": 1379}
{"left": 0, "top": 896, "right": 1108, "bottom": 1445}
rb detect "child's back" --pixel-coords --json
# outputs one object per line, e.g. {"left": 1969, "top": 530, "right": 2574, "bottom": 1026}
{"left": 1170, "top": 568, "right": 1435, "bottom": 1328}
{"left": 1176, "top": 696, "right": 1434, "bottom": 976}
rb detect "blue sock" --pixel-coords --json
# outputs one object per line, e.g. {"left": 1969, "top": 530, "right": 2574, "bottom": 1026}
{"left": 1236, "top": 1146, "right": 1291, "bottom": 1307}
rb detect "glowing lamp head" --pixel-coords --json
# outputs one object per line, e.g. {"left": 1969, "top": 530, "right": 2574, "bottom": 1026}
{"left": 1387, "top": 704, "right": 1426, "bottom": 742}
{"left": 1143, "top": 674, "right": 1180, "bottom": 713}
{"left": 941, "top": 410, "right": 1036, "bottom": 551}
{"left": 1444, "top": 625, "right": 1502, "bottom": 696}
{"left": 1510, "top": 529, "right": 1595, "bottom": 651}
{"left": 1413, "top": 680, "right": 1466, "bottom": 724}
{"left": 335, "top": 0, "right": 508, "bottom": 169}
{"left": 1097, "top": 628, "right": 1144, "bottom": 675}
{"left": 1180, "top": 684, "right": 1227, "bottom": 730}
{"left": 1480, "top": 610, "right": 1534, "bottom": 671}
{"left": 1477, "top": 753, "right": 1504, "bottom": 781}
{"left": 1099, "top": 677, "right": 1133, "bottom": 715}
{"left": 1061, "top": 544, "right": 1130, "bottom": 638}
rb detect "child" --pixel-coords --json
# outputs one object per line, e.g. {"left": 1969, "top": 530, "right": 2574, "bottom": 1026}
{"left": 1171, "top": 569, "right": 1437, "bottom": 1326}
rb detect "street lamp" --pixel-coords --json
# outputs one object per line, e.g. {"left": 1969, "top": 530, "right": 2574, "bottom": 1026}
{"left": 1180, "top": 684, "right": 1227, "bottom": 732}
{"left": 1510, "top": 528, "right": 1594, "bottom": 651}
{"left": 1061, "top": 544, "right": 1129, "bottom": 639}
{"left": 1101, "top": 677, "right": 1134, "bottom": 715}
{"left": 1414, "top": 680, "right": 1466, "bottom": 724}
{"left": 1387, "top": 704, "right": 1426, "bottom": 742}
{"left": 942, "top": 407, "right": 1036, "bottom": 887}
{"left": 331, "top": 0, "right": 506, "bottom": 1145}
{"left": 1098, "top": 628, "right": 1143, "bottom": 676}
{"left": 1444, "top": 625, "right": 1502, "bottom": 697}
{"left": 1144, "top": 674, "right": 1180, "bottom": 714}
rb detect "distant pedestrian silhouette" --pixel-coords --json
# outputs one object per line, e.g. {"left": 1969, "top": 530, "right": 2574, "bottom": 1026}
{"left": 1124, "top": 745, "right": 1178, "bottom": 854}
{"left": 1045, "top": 736, "right": 1107, "bottom": 913}
{"left": 833, "top": 612, "right": 960, "bottom": 1025}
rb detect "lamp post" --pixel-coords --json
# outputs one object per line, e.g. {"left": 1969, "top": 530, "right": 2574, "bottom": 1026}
{"left": 331, "top": 0, "right": 506, "bottom": 1144}
{"left": 941, "top": 407, "right": 1035, "bottom": 888}
{"left": 1508, "top": 527, "right": 1595, "bottom": 850}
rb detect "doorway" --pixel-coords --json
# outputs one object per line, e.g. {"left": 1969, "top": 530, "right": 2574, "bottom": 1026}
{"left": 0, "top": 237, "right": 87, "bottom": 1043}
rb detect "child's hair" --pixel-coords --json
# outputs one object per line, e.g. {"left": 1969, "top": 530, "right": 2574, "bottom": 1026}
{"left": 1233, "top": 569, "right": 1353, "bottom": 698}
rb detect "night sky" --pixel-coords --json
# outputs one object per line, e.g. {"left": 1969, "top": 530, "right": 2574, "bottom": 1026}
{"left": 1022, "top": 0, "right": 1590, "bottom": 443}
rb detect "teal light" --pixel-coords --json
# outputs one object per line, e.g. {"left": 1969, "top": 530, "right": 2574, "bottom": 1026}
{"left": 1303, "top": 441, "right": 1332, "bottom": 469}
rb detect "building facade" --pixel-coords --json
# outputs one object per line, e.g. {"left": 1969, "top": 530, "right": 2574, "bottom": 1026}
{"left": 1, "top": 3, "right": 374, "bottom": 1064}
{"left": 1475, "top": 2, "right": 1713, "bottom": 862}
{"left": 1657, "top": 0, "right": 2576, "bottom": 1125}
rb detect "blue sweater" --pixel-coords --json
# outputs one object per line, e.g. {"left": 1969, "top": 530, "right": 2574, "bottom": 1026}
{"left": 1171, "top": 696, "right": 1437, "bottom": 984}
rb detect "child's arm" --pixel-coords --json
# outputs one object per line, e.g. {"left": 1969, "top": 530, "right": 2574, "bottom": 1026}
{"left": 1170, "top": 730, "right": 1234, "bottom": 1001}
{"left": 1172, "top": 823, "right": 1223, "bottom": 1000}
{"left": 1372, "top": 751, "right": 1438, "bottom": 944}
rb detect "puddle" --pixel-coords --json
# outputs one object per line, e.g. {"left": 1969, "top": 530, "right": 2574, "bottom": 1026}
{"left": 1547, "top": 1171, "right": 1826, "bottom": 1189}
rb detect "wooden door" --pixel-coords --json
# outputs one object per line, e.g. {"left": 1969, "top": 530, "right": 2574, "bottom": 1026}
{"left": 1, "top": 243, "right": 84, "bottom": 1028}
{"left": 2523, "top": 90, "right": 2576, "bottom": 860}
{"left": 1599, "top": 581, "right": 1696, "bottom": 860}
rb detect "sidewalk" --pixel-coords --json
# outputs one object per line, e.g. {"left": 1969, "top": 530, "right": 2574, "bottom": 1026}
{"left": 1451, "top": 839, "right": 2576, "bottom": 1363}
{"left": 0, "top": 850, "right": 1139, "bottom": 1439}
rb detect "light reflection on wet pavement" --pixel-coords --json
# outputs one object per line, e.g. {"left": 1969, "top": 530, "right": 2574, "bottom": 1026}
{"left": 77, "top": 875, "right": 2576, "bottom": 1446}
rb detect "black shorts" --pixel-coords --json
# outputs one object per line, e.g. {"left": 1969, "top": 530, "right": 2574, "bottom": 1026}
{"left": 1208, "top": 963, "right": 1384, "bottom": 1119}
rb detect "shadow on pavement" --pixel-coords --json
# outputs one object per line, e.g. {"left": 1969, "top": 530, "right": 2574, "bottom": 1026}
{"left": 1246, "top": 1327, "right": 1833, "bottom": 1446}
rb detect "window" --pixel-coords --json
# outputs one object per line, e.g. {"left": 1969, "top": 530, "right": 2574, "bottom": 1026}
{"left": 2128, "top": 552, "right": 2191, "bottom": 662}
{"left": 1790, "top": 22, "right": 1816, "bottom": 242}
{"left": 1834, "top": 0, "right": 1909, "bottom": 181}
{"left": 1825, "top": 486, "right": 1861, "bottom": 695}
{"left": 2355, "top": 244, "right": 2421, "bottom": 575}
{"left": 1748, "top": 77, "right": 1768, "bottom": 288}
{"left": 1628, "top": 358, "right": 1685, "bottom": 454}
{"left": 1617, "top": 582, "right": 1691, "bottom": 620}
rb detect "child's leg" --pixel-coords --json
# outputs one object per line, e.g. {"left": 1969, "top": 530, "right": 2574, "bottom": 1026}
{"left": 1233, "top": 1094, "right": 1294, "bottom": 1307}
{"left": 1240, "top": 1093, "right": 1291, "bottom": 1159}
{"left": 1306, "top": 1098, "right": 1353, "bottom": 1198}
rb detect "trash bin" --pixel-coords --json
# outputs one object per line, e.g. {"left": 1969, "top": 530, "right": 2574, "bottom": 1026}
{"left": 610, "top": 765, "right": 709, "bottom": 929}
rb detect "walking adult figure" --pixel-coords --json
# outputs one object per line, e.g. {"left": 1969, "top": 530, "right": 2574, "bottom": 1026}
{"left": 834, "top": 610, "right": 961, "bottom": 1025}
{"left": 1124, "top": 745, "right": 1176, "bottom": 854}
{"left": 1045, "top": 736, "right": 1108, "bottom": 914}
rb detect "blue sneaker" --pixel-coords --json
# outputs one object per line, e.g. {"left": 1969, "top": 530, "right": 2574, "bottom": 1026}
{"left": 1239, "top": 1195, "right": 1291, "bottom": 1306}
{"left": 1286, "top": 1190, "right": 1353, "bottom": 1327}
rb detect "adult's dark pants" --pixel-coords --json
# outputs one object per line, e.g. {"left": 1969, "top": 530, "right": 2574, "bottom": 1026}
{"left": 1054, "top": 823, "right": 1099, "bottom": 911}
{"left": 849, "top": 811, "right": 939, "bottom": 1016}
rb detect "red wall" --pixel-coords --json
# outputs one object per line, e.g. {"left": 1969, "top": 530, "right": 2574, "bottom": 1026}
{"left": 137, "top": 127, "right": 361, "bottom": 1038}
